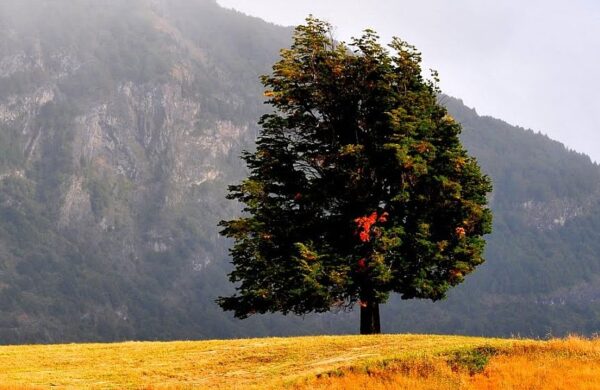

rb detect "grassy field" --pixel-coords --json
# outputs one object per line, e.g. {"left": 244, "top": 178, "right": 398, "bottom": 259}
{"left": 0, "top": 334, "right": 597, "bottom": 389}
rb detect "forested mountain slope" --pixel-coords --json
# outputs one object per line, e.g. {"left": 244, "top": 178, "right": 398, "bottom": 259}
{"left": 0, "top": 0, "right": 293, "bottom": 342}
{"left": 0, "top": 0, "right": 598, "bottom": 343}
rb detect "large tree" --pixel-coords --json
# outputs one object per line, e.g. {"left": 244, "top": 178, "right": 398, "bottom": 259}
{"left": 218, "top": 17, "right": 492, "bottom": 334}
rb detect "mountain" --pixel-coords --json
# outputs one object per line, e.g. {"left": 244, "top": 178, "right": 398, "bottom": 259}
{"left": 0, "top": 0, "right": 294, "bottom": 342}
{"left": 0, "top": 0, "right": 599, "bottom": 343}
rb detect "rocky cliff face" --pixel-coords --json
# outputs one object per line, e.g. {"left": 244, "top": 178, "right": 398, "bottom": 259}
{"left": 0, "top": 0, "right": 292, "bottom": 342}
{"left": 0, "top": 0, "right": 599, "bottom": 342}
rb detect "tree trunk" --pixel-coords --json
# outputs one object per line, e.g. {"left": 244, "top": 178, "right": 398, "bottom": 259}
{"left": 360, "top": 301, "right": 381, "bottom": 334}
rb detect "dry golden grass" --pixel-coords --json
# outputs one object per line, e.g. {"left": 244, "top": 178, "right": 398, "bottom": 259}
{"left": 0, "top": 334, "right": 515, "bottom": 389}
{"left": 292, "top": 357, "right": 466, "bottom": 390}
{"left": 469, "top": 336, "right": 600, "bottom": 390}
{"left": 0, "top": 334, "right": 596, "bottom": 389}
{"left": 300, "top": 336, "right": 600, "bottom": 390}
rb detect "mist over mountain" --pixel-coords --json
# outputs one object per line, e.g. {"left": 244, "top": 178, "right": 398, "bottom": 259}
{"left": 0, "top": 0, "right": 598, "bottom": 343}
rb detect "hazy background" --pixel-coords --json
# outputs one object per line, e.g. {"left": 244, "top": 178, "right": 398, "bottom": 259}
{"left": 217, "top": 0, "right": 600, "bottom": 163}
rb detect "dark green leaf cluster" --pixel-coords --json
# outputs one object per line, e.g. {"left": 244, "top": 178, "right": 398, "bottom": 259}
{"left": 219, "top": 17, "right": 492, "bottom": 318}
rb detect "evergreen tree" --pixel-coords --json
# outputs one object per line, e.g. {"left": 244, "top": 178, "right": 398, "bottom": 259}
{"left": 218, "top": 17, "right": 493, "bottom": 334}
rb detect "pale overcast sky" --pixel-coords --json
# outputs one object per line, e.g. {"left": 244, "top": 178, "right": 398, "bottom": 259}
{"left": 217, "top": 0, "right": 600, "bottom": 163}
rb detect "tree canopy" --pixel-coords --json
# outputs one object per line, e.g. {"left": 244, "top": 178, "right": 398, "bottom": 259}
{"left": 218, "top": 17, "right": 493, "bottom": 334}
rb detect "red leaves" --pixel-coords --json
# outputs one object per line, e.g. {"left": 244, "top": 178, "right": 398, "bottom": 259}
{"left": 359, "top": 231, "right": 370, "bottom": 242}
{"left": 354, "top": 212, "right": 378, "bottom": 242}
{"left": 294, "top": 192, "right": 303, "bottom": 201}
{"left": 354, "top": 211, "right": 388, "bottom": 274}
{"left": 455, "top": 227, "right": 466, "bottom": 238}
{"left": 354, "top": 211, "right": 388, "bottom": 242}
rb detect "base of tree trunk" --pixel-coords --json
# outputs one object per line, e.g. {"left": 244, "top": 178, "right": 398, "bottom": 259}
{"left": 360, "top": 301, "right": 381, "bottom": 334}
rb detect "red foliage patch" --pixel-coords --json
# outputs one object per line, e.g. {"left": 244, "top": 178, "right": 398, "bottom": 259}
{"left": 354, "top": 211, "right": 388, "bottom": 242}
{"left": 377, "top": 212, "right": 389, "bottom": 223}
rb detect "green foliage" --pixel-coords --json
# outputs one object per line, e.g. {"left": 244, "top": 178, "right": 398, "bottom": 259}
{"left": 219, "top": 18, "right": 492, "bottom": 325}
{"left": 378, "top": 98, "right": 600, "bottom": 338}
{"left": 447, "top": 346, "right": 498, "bottom": 375}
